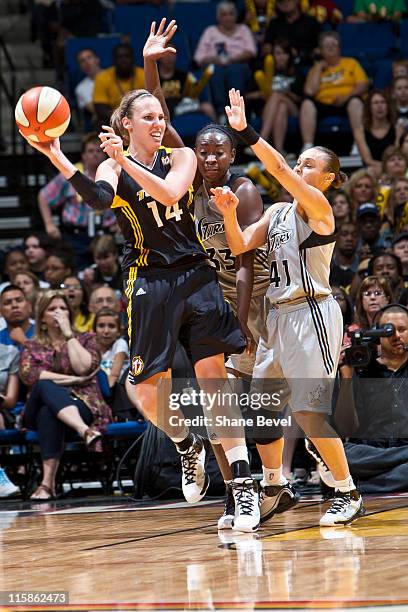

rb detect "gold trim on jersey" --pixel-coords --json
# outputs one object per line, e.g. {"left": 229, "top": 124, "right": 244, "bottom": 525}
{"left": 125, "top": 266, "right": 138, "bottom": 343}
{"left": 112, "top": 194, "right": 149, "bottom": 267}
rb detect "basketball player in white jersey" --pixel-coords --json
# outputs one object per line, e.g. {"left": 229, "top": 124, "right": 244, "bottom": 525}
{"left": 211, "top": 89, "right": 365, "bottom": 526}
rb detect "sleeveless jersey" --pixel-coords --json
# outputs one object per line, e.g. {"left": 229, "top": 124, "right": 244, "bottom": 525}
{"left": 112, "top": 147, "right": 207, "bottom": 275}
{"left": 194, "top": 175, "right": 270, "bottom": 300}
{"left": 266, "top": 203, "right": 336, "bottom": 304}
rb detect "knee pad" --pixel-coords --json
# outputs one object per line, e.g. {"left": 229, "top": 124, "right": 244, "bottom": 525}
{"left": 253, "top": 433, "right": 283, "bottom": 446}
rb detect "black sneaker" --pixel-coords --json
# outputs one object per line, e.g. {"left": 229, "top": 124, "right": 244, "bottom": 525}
{"left": 178, "top": 434, "right": 209, "bottom": 503}
{"left": 259, "top": 482, "right": 300, "bottom": 523}
{"left": 320, "top": 489, "right": 365, "bottom": 526}
{"left": 217, "top": 483, "right": 235, "bottom": 530}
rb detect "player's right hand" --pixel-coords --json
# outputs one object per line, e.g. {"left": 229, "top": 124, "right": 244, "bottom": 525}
{"left": 225, "top": 88, "right": 247, "bottom": 132}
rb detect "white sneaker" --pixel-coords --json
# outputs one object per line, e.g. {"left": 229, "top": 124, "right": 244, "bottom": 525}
{"left": 305, "top": 439, "right": 335, "bottom": 488}
{"left": 320, "top": 489, "right": 365, "bottom": 526}
{"left": 231, "top": 479, "right": 260, "bottom": 533}
{"left": 218, "top": 483, "right": 235, "bottom": 529}
{"left": 178, "top": 434, "right": 209, "bottom": 504}
{"left": 259, "top": 481, "right": 300, "bottom": 523}
{"left": 0, "top": 468, "right": 19, "bottom": 498}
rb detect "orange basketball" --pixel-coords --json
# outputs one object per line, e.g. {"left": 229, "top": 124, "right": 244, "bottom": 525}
{"left": 15, "top": 86, "right": 71, "bottom": 143}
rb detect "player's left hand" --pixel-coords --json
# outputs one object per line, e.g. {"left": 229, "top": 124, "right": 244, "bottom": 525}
{"left": 143, "top": 18, "right": 177, "bottom": 61}
{"left": 210, "top": 186, "right": 239, "bottom": 216}
{"left": 225, "top": 88, "right": 247, "bottom": 132}
{"left": 99, "top": 126, "right": 125, "bottom": 163}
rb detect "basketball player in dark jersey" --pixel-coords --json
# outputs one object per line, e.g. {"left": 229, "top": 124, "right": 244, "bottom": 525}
{"left": 20, "top": 83, "right": 260, "bottom": 532}
{"left": 211, "top": 88, "right": 365, "bottom": 526}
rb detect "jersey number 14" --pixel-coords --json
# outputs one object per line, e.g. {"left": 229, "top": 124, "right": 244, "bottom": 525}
{"left": 147, "top": 200, "right": 183, "bottom": 227}
{"left": 270, "top": 259, "right": 291, "bottom": 287}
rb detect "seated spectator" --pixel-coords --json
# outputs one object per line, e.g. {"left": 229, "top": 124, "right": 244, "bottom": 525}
{"left": 345, "top": 168, "right": 379, "bottom": 217}
{"left": 368, "top": 252, "right": 407, "bottom": 302}
{"left": 74, "top": 48, "right": 102, "bottom": 131}
{"left": 89, "top": 286, "right": 121, "bottom": 315}
{"left": 262, "top": 0, "right": 322, "bottom": 65}
{"left": 354, "top": 90, "right": 398, "bottom": 178}
{"left": 340, "top": 304, "right": 408, "bottom": 493}
{"left": 24, "top": 232, "right": 52, "bottom": 280}
{"left": 353, "top": 275, "right": 393, "bottom": 328}
{"left": 399, "top": 129, "right": 408, "bottom": 159}
{"left": 20, "top": 290, "right": 112, "bottom": 500}
{"left": 299, "top": 31, "right": 368, "bottom": 152}
{"left": 392, "top": 76, "right": 408, "bottom": 130}
{"left": 194, "top": 1, "right": 256, "bottom": 119}
{"left": 332, "top": 285, "right": 354, "bottom": 327}
{"left": 393, "top": 59, "right": 408, "bottom": 80}
{"left": 44, "top": 248, "right": 75, "bottom": 289}
{"left": 38, "top": 133, "right": 114, "bottom": 269}
{"left": 0, "top": 249, "right": 30, "bottom": 293}
{"left": 349, "top": 0, "right": 406, "bottom": 22}
{"left": 81, "top": 235, "right": 122, "bottom": 291}
{"left": 94, "top": 308, "right": 129, "bottom": 388}
{"left": 256, "top": 38, "right": 304, "bottom": 154}
{"left": 307, "top": 0, "right": 343, "bottom": 25}
{"left": 381, "top": 145, "right": 408, "bottom": 186}
{"left": 14, "top": 272, "right": 41, "bottom": 312}
{"left": 0, "top": 286, "right": 35, "bottom": 350}
{"left": 330, "top": 222, "right": 360, "bottom": 288}
{"left": 385, "top": 177, "right": 408, "bottom": 231}
{"left": 60, "top": 276, "right": 93, "bottom": 332}
{"left": 393, "top": 233, "right": 408, "bottom": 281}
{"left": 329, "top": 189, "right": 352, "bottom": 228}
{"left": 356, "top": 202, "right": 389, "bottom": 257}
{"left": 0, "top": 343, "right": 20, "bottom": 430}
{"left": 93, "top": 43, "right": 144, "bottom": 128}
{"left": 158, "top": 48, "right": 216, "bottom": 121}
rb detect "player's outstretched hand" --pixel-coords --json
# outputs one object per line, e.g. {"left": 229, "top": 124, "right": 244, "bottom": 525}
{"left": 225, "top": 88, "right": 247, "bottom": 132}
{"left": 143, "top": 18, "right": 177, "bottom": 61}
{"left": 99, "top": 126, "right": 124, "bottom": 163}
{"left": 19, "top": 130, "right": 61, "bottom": 160}
{"left": 210, "top": 186, "right": 239, "bottom": 216}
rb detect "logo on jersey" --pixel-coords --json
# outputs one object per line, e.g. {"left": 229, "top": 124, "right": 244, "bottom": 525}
{"left": 161, "top": 155, "right": 171, "bottom": 166}
{"left": 131, "top": 355, "right": 145, "bottom": 377}
{"left": 136, "top": 288, "right": 146, "bottom": 296}
{"left": 197, "top": 217, "right": 225, "bottom": 241}
{"left": 268, "top": 229, "right": 293, "bottom": 252}
{"left": 308, "top": 383, "right": 329, "bottom": 407}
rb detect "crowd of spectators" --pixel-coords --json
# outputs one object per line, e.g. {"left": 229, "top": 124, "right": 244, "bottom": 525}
{"left": 1, "top": 0, "right": 407, "bottom": 499}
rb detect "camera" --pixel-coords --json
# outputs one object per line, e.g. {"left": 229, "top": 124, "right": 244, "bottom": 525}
{"left": 344, "top": 323, "right": 395, "bottom": 368}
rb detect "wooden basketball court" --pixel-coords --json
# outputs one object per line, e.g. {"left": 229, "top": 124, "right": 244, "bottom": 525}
{"left": 1, "top": 493, "right": 408, "bottom": 611}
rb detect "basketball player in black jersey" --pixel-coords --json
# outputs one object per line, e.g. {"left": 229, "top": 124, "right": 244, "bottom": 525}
{"left": 20, "top": 79, "right": 260, "bottom": 531}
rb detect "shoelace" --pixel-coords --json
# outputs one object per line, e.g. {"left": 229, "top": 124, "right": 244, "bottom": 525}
{"left": 327, "top": 492, "right": 351, "bottom": 514}
{"left": 232, "top": 480, "right": 256, "bottom": 516}
{"left": 180, "top": 445, "right": 200, "bottom": 485}
{"left": 223, "top": 487, "right": 235, "bottom": 516}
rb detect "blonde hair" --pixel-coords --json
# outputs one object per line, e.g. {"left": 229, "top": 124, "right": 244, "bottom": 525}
{"left": 345, "top": 169, "right": 378, "bottom": 210}
{"left": 110, "top": 89, "right": 156, "bottom": 147}
{"left": 34, "top": 290, "right": 73, "bottom": 344}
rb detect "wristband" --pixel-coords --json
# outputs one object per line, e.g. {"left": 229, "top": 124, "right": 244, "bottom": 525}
{"left": 233, "top": 125, "right": 260, "bottom": 147}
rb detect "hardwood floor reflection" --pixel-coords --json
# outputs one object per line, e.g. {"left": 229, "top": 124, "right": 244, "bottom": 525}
{"left": 1, "top": 495, "right": 408, "bottom": 610}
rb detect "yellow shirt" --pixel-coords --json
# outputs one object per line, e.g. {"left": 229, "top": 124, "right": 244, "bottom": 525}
{"left": 93, "top": 66, "right": 145, "bottom": 110}
{"left": 310, "top": 57, "right": 368, "bottom": 105}
{"left": 74, "top": 312, "right": 95, "bottom": 333}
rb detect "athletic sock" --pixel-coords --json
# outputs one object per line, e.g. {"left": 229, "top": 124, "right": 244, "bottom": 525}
{"left": 261, "top": 465, "right": 287, "bottom": 487}
{"left": 333, "top": 475, "right": 355, "bottom": 493}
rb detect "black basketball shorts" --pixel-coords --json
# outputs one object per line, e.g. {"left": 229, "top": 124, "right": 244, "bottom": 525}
{"left": 125, "top": 263, "right": 246, "bottom": 384}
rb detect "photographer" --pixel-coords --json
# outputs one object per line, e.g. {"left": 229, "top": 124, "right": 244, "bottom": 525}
{"left": 338, "top": 304, "right": 408, "bottom": 493}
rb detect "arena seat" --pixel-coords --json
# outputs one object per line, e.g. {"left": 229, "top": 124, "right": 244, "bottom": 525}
{"left": 372, "top": 58, "right": 393, "bottom": 89}
{"left": 338, "top": 22, "right": 397, "bottom": 61}
{"left": 335, "top": 0, "right": 355, "bottom": 17}
{"left": 172, "top": 2, "right": 217, "bottom": 52}
{"left": 114, "top": 4, "right": 170, "bottom": 60}
{"left": 400, "top": 20, "right": 408, "bottom": 57}
{"left": 172, "top": 112, "right": 212, "bottom": 138}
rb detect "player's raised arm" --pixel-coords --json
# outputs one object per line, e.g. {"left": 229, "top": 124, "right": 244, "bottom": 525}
{"left": 210, "top": 186, "right": 275, "bottom": 255}
{"left": 225, "top": 89, "right": 335, "bottom": 233}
